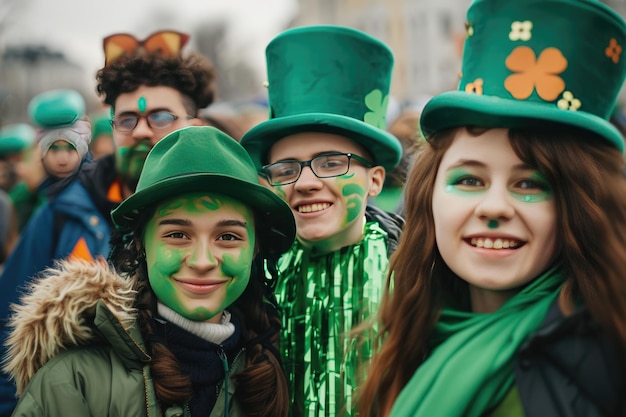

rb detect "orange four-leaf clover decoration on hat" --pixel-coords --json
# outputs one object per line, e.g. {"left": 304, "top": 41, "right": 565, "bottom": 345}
{"left": 606, "top": 38, "right": 623, "bottom": 64}
{"left": 504, "top": 46, "right": 567, "bottom": 101}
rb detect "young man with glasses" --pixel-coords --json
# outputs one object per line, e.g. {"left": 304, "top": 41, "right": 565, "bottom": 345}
{"left": 0, "top": 30, "right": 215, "bottom": 416}
{"left": 240, "top": 25, "right": 404, "bottom": 417}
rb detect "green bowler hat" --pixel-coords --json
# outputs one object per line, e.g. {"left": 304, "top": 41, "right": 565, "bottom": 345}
{"left": 240, "top": 25, "right": 402, "bottom": 171}
{"left": 0, "top": 124, "right": 36, "bottom": 156}
{"left": 28, "top": 89, "right": 85, "bottom": 128}
{"left": 420, "top": 0, "right": 626, "bottom": 152}
{"left": 112, "top": 126, "right": 296, "bottom": 254}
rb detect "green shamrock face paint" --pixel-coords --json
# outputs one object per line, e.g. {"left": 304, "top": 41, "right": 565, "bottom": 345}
{"left": 337, "top": 173, "right": 367, "bottom": 226}
{"left": 144, "top": 192, "right": 256, "bottom": 322}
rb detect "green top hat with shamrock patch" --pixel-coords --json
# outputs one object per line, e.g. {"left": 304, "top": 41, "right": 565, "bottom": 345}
{"left": 240, "top": 25, "right": 403, "bottom": 171}
{"left": 420, "top": 0, "right": 626, "bottom": 152}
{"left": 112, "top": 126, "right": 296, "bottom": 254}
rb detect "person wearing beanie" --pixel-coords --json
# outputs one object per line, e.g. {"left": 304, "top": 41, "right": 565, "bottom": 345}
{"left": 0, "top": 30, "right": 216, "bottom": 416}
{"left": 7, "top": 90, "right": 91, "bottom": 233}
{"left": 359, "top": 0, "right": 626, "bottom": 416}
{"left": 37, "top": 118, "right": 92, "bottom": 179}
{"left": 0, "top": 124, "right": 36, "bottom": 193}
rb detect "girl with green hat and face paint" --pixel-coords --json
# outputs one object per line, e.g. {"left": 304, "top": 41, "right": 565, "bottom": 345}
{"left": 3, "top": 126, "right": 296, "bottom": 417}
{"left": 359, "top": 0, "right": 626, "bottom": 416}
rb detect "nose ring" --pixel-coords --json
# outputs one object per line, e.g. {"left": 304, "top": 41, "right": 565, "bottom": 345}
{"left": 487, "top": 219, "right": 499, "bottom": 229}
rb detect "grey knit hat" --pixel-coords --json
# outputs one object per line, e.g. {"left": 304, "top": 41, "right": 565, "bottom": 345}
{"left": 38, "top": 119, "right": 92, "bottom": 159}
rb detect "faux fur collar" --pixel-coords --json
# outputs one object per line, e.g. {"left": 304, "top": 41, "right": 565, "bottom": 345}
{"left": 2, "top": 259, "right": 136, "bottom": 394}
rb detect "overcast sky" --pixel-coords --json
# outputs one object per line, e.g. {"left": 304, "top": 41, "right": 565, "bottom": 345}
{"left": 2, "top": 0, "right": 298, "bottom": 88}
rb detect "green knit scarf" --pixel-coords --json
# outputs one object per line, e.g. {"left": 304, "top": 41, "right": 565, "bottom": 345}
{"left": 390, "top": 266, "right": 564, "bottom": 417}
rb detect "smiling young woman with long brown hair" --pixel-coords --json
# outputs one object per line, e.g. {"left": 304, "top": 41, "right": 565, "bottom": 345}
{"left": 358, "top": 0, "right": 626, "bottom": 416}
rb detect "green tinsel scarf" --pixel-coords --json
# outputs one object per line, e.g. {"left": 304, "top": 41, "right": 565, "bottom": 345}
{"left": 390, "top": 265, "right": 564, "bottom": 417}
{"left": 277, "top": 221, "right": 390, "bottom": 417}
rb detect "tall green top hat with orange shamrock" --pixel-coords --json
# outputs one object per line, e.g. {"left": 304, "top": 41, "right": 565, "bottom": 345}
{"left": 419, "top": 0, "right": 626, "bottom": 151}
{"left": 240, "top": 25, "right": 403, "bottom": 171}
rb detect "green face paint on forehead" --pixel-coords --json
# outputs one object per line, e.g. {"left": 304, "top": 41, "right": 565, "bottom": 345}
{"left": 138, "top": 96, "right": 147, "bottom": 113}
{"left": 156, "top": 194, "right": 222, "bottom": 218}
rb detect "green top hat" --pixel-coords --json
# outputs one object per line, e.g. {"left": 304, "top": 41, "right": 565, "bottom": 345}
{"left": 28, "top": 89, "right": 86, "bottom": 128}
{"left": 420, "top": 0, "right": 626, "bottom": 152}
{"left": 111, "top": 126, "right": 296, "bottom": 255}
{"left": 0, "top": 124, "right": 36, "bottom": 156}
{"left": 240, "top": 25, "right": 403, "bottom": 171}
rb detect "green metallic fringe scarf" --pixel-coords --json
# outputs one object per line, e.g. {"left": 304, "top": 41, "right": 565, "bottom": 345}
{"left": 389, "top": 265, "right": 564, "bottom": 417}
{"left": 276, "top": 221, "right": 390, "bottom": 417}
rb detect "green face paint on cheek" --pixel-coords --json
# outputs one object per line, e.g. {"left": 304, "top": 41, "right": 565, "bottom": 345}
{"left": 145, "top": 193, "right": 256, "bottom": 321}
{"left": 115, "top": 142, "right": 152, "bottom": 183}
{"left": 144, "top": 218, "right": 186, "bottom": 315}
{"left": 337, "top": 174, "right": 366, "bottom": 226}
{"left": 272, "top": 184, "right": 287, "bottom": 201}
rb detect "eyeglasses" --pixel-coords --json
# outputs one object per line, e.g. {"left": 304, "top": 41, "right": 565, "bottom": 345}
{"left": 111, "top": 111, "right": 180, "bottom": 133}
{"left": 103, "top": 30, "right": 190, "bottom": 65}
{"left": 262, "top": 152, "right": 374, "bottom": 186}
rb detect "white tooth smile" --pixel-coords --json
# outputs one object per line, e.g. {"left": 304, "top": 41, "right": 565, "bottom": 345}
{"left": 470, "top": 237, "right": 522, "bottom": 249}
{"left": 298, "top": 203, "right": 330, "bottom": 213}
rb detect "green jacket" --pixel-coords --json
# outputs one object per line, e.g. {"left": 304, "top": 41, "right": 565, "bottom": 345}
{"left": 4, "top": 260, "right": 244, "bottom": 417}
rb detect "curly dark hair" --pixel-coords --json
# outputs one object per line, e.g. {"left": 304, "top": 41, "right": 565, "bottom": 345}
{"left": 108, "top": 207, "right": 290, "bottom": 417}
{"left": 95, "top": 51, "right": 217, "bottom": 114}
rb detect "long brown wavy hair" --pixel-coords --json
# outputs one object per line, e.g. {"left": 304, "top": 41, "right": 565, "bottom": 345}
{"left": 357, "top": 127, "right": 626, "bottom": 416}
{"left": 109, "top": 206, "right": 290, "bottom": 417}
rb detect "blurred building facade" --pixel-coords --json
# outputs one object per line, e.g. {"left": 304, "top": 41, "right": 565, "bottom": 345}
{"left": 295, "top": 0, "right": 626, "bottom": 109}
{"left": 0, "top": 46, "right": 101, "bottom": 126}
{"left": 2, "top": 0, "right": 626, "bottom": 126}
{"left": 295, "top": 0, "right": 470, "bottom": 107}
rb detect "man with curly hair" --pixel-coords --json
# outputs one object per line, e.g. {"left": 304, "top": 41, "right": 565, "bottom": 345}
{"left": 0, "top": 30, "right": 216, "bottom": 416}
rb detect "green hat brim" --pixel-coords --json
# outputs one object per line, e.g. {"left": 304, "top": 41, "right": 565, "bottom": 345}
{"left": 112, "top": 172, "right": 295, "bottom": 254}
{"left": 242, "top": 113, "right": 402, "bottom": 172}
{"left": 421, "top": 91, "right": 625, "bottom": 153}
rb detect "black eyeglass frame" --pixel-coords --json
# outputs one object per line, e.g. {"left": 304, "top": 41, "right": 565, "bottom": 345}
{"left": 111, "top": 110, "right": 181, "bottom": 133}
{"left": 261, "top": 152, "right": 374, "bottom": 186}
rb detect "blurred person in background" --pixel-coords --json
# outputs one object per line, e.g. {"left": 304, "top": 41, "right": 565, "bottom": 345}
{"left": 9, "top": 90, "right": 91, "bottom": 232}
{"left": 89, "top": 111, "right": 115, "bottom": 160}
{"left": 0, "top": 29, "right": 216, "bottom": 416}
{"left": 0, "top": 124, "right": 36, "bottom": 193}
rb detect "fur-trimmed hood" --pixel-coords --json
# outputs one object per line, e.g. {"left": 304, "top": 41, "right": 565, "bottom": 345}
{"left": 2, "top": 259, "right": 137, "bottom": 395}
